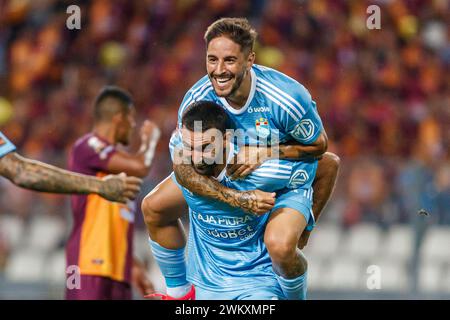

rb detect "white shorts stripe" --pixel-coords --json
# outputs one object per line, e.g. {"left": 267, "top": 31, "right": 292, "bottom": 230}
{"left": 252, "top": 173, "right": 290, "bottom": 179}
{"left": 260, "top": 163, "right": 292, "bottom": 170}
{"left": 255, "top": 168, "right": 292, "bottom": 175}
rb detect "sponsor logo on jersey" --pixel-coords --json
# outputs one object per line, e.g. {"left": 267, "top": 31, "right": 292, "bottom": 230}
{"left": 194, "top": 211, "right": 258, "bottom": 241}
{"left": 91, "top": 258, "right": 104, "bottom": 265}
{"left": 291, "top": 119, "right": 315, "bottom": 141}
{"left": 248, "top": 106, "right": 270, "bottom": 113}
{"left": 255, "top": 117, "right": 270, "bottom": 139}
{"left": 88, "top": 136, "right": 107, "bottom": 154}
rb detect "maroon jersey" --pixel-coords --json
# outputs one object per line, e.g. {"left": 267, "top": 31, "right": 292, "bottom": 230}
{"left": 67, "top": 133, "right": 134, "bottom": 284}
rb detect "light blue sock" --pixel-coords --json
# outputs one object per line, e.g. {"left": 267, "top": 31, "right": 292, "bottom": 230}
{"left": 149, "top": 238, "right": 188, "bottom": 288}
{"left": 275, "top": 272, "right": 308, "bottom": 300}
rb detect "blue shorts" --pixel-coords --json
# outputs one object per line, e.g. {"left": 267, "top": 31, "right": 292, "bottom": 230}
{"left": 272, "top": 188, "right": 315, "bottom": 231}
{"left": 195, "top": 284, "right": 286, "bottom": 300}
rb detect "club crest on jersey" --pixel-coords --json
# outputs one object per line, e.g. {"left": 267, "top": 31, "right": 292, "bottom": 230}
{"left": 0, "top": 137, "right": 5, "bottom": 146}
{"left": 291, "top": 119, "right": 315, "bottom": 141}
{"left": 255, "top": 117, "right": 270, "bottom": 139}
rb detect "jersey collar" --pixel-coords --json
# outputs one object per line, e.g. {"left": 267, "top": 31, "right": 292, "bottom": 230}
{"left": 218, "top": 68, "right": 257, "bottom": 115}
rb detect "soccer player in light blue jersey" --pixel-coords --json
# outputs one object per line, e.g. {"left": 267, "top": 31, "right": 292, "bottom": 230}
{"left": 0, "top": 130, "right": 142, "bottom": 203}
{"left": 149, "top": 100, "right": 313, "bottom": 299}
{"left": 142, "top": 18, "right": 340, "bottom": 300}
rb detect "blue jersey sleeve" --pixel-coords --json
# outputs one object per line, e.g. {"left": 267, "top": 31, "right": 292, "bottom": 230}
{"left": 271, "top": 81, "right": 324, "bottom": 144}
{"left": 0, "top": 131, "right": 16, "bottom": 158}
{"left": 177, "top": 76, "right": 213, "bottom": 128}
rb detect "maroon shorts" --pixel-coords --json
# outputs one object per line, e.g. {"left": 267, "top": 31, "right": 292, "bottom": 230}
{"left": 65, "top": 275, "right": 132, "bottom": 300}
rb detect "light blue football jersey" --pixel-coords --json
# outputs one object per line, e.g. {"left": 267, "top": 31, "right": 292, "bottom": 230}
{"left": 173, "top": 146, "right": 316, "bottom": 292}
{"left": 171, "top": 64, "right": 324, "bottom": 151}
{"left": 0, "top": 131, "right": 16, "bottom": 159}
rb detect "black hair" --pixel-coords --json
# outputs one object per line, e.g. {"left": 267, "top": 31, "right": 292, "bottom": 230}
{"left": 94, "top": 86, "right": 133, "bottom": 121}
{"left": 181, "top": 100, "right": 234, "bottom": 134}
{"left": 204, "top": 17, "right": 257, "bottom": 54}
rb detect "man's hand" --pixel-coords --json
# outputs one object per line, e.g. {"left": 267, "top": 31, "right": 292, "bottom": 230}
{"left": 140, "top": 120, "right": 160, "bottom": 144}
{"left": 139, "top": 120, "right": 161, "bottom": 167}
{"left": 132, "top": 259, "right": 154, "bottom": 297}
{"left": 297, "top": 230, "right": 311, "bottom": 249}
{"left": 235, "top": 189, "right": 276, "bottom": 215}
{"left": 99, "top": 173, "right": 142, "bottom": 203}
{"left": 227, "top": 145, "right": 271, "bottom": 180}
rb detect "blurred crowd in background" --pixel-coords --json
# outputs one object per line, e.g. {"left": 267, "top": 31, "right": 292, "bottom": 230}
{"left": 0, "top": 0, "right": 448, "bottom": 288}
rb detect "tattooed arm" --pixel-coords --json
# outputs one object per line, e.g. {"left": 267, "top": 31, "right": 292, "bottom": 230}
{"left": 0, "top": 152, "right": 142, "bottom": 203}
{"left": 174, "top": 163, "right": 275, "bottom": 215}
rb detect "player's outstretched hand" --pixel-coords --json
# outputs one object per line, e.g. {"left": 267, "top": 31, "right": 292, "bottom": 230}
{"left": 140, "top": 119, "right": 160, "bottom": 142}
{"left": 227, "top": 145, "right": 271, "bottom": 180}
{"left": 99, "top": 173, "right": 143, "bottom": 203}
{"left": 236, "top": 189, "right": 276, "bottom": 215}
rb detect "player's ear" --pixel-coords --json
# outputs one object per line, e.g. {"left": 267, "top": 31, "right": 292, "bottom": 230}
{"left": 247, "top": 51, "right": 255, "bottom": 70}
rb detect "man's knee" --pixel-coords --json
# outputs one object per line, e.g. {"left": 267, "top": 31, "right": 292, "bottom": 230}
{"left": 317, "top": 152, "right": 340, "bottom": 179}
{"left": 141, "top": 193, "right": 165, "bottom": 227}
{"left": 324, "top": 152, "right": 341, "bottom": 172}
{"left": 265, "top": 231, "right": 298, "bottom": 264}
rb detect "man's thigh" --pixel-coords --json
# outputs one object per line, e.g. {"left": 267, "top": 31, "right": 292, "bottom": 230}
{"left": 270, "top": 188, "right": 315, "bottom": 233}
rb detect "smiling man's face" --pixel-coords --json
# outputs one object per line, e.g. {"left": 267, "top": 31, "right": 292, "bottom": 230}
{"left": 206, "top": 36, "right": 254, "bottom": 99}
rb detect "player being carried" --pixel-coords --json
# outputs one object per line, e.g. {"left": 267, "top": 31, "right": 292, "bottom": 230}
{"left": 150, "top": 100, "right": 318, "bottom": 299}
{"left": 142, "top": 18, "right": 339, "bottom": 300}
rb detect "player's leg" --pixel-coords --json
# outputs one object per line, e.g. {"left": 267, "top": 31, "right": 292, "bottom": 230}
{"left": 298, "top": 152, "right": 340, "bottom": 248}
{"left": 141, "top": 174, "right": 192, "bottom": 298}
{"left": 264, "top": 191, "right": 311, "bottom": 300}
{"left": 141, "top": 174, "right": 188, "bottom": 249}
{"left": 312, "top": 152, "right": 340, "bottom": 221}
{"left": 65, "top": 275, "right": 112, "bottom": 300}
{"left": 264, "top": 207, "right": 308, "bottom": 279}
{"left": 110, "top": 280, "right": 132, "bottom": 300}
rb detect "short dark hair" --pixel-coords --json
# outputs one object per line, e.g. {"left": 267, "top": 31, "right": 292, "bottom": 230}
{"left": 94, "top": 86, "right": 133, "bottom": 121}
{"left": 204, "top": 17, "right": 257, "bottom": 54}
{"left": 182, "top": 101, "right": 234, "bottom": 134}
